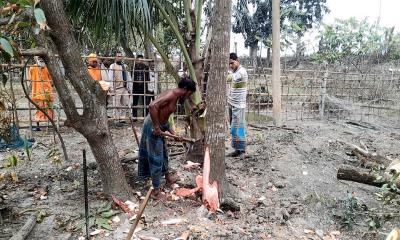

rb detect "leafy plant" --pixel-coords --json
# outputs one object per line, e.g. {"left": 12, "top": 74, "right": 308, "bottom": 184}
{"left": 75, "top": 201, "right": 117, "bottom": 231}
{"left": 6, "top": 155, "right": 18, "bottom": 168}
{"left": 23, "top": 136, "right": 31, "bottom": 161}
{"left": 47, "top": 148, "right": 61, "bottom": 165}
{"left": 332, "top": 192, "right": 367, "bottom": 229}
{"left": 375, "top": 172, "right": 400, "bottom": 205}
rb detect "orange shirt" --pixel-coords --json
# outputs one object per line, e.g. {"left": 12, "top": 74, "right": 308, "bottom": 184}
{"left": 28, "top": 66, "right": 54, "bottom": 102}
{"left": 88, "top": 66, "right": 101, "bottom": 81}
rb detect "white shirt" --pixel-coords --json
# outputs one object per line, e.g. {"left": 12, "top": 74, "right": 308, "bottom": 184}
{"left": 108, "top": 63, "right": 132, "bottom": 92}
{"left": 148, "top": 70, "right": 157, "bottom": 93}
{"left": 227, "top": 65, "right": 248, "bottom": 109}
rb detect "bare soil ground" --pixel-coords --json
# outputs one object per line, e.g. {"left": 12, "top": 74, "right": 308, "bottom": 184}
{"left": 1, "top": 119, "right": 399, "bottom": 240}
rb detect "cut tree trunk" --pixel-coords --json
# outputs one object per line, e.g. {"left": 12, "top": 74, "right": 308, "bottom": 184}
{"left": 39, "top": 0, "right": 133, "bottom": 198}
{"left": 337, "top": 165, "right": 400, "bottom": 189}
{"left": 205, "top": 0, "right": 231, "bottom": 199}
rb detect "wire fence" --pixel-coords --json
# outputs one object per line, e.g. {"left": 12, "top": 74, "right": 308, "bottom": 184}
{"left": 1, "top": 60, "right": 400, "bottom": 135}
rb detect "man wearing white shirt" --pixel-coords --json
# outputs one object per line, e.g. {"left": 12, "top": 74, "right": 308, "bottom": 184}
{"left": 108, "top": 52, "right": 132, "bottom": 124}
{"left": 227, "top": 53, "right": 248, "bottom": 157}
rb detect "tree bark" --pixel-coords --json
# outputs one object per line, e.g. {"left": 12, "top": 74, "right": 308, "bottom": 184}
{"left": 39, "top": 0, "right": 132, "bottom": 198}
{"left": 205, "top": 0, "right": 231, "bottom": 199}
{"left": 337, "top": 165, "right": 400, "bottom": 189}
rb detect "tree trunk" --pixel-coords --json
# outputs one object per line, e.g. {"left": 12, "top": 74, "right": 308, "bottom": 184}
{"left": 337, "top": 165, "right": 400, "bottom": 189}
{"left": 86, "top": 133, "right": 132, "bottom": 197}
{"left": 205, "top": 0, "right": 231, "bottom": 199}
{"left": 249, "top": 45, "right": 258, "bottom": 59}
{"left": 39, "top": 0, "right": 132, "bottom": 198}
{"left": 184, "top": 5, "right": 206, "bottom": 164}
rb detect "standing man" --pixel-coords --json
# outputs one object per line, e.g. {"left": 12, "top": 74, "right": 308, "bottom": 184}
{"left": 108, "top": 52, "right": 132, "bottom": 125}
{"left": 87, "top": 53, "right": 110, "bottom": 91}
{"left": 132, "top": 54, "right": 150, "bottom": 119}
{"left": 227, "top": 53, "right": 248, "bottom": 157}
{"left": 147, "top": 60, "right": 157, "bottom": 104}
{"left": 138, "top": 77, "right": 196, "bottom": 199}
{"left": 28, "top": 56, "right": 55, "bottom": 131}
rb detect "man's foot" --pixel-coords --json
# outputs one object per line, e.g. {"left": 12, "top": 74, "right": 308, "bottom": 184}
{"left": 151, "top": 189, "right": 166, "bottom": 200}
{"left": 227, "top": 150, "right": 245, "bottom": 158}
{"left": 165, "top": 172, "right": 180, "bottom": 186}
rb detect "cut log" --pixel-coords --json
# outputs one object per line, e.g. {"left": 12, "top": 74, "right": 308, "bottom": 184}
{"left": 10, "top": 215, "right": 36, "bottom": 240}
{"left": 337, "top": 165, "right": 400, "bottom": 189}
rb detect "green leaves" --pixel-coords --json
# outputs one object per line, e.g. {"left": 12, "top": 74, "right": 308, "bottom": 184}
{"left": 0, "top": 38, "right": 14, "bottom": 57}
{"left": 314, "top": 17, "right": 400, "bottom": 63}
{"left": 7, "top": 155, "right": 18, "bottom": 168}
{"left": 23, "top": 136, "right": 31, "bottom": 161}
{"left": 75, "top": 201, "right": 116, "bottom": 231}
{"left": 34, "top": 8, "right": 47, "bottom": 29}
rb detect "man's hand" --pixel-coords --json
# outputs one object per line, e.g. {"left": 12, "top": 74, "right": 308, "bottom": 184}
{"left": 168, "top": 130, "right": 183, "bottom": 142}
{"left": 153, "top": 127, "right": 162, "bottom": 136}
{"left": 173, "top": 135, "right": 184, "bottom": 142}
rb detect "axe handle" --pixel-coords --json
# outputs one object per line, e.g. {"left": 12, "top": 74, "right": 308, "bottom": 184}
{"left": 129, "top": 117, "right": 140, "bottom": 147}
{"left": 160, "top": 132, "right": 194, "bottom": 143}
{"left": 125, "top": 187, "right": 153, "bottom": 240}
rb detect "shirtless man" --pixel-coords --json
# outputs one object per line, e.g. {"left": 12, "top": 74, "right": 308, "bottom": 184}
{"left": 138, "top": 77, "right": 196, "bottom": 198}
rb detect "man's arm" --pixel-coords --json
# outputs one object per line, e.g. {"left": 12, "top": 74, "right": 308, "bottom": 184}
{"left": 149, "top": 91, "right": 177, "bottom": 136}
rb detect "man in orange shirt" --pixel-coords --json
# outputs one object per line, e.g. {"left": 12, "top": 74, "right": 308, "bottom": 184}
{"left": 28, "top": 57, "right": 55, "bottom": 131}
{"left": 87, "top": 53, "right": 110, "bottom": 91}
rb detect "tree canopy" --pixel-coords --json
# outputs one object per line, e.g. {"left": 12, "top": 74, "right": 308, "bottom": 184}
{"left": 232, "top": 0, "right": 329, "bottom": 52}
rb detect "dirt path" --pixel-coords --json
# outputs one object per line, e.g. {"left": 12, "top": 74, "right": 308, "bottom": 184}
{"left": 0, "top": 120, "right": 399, "bottom": 239}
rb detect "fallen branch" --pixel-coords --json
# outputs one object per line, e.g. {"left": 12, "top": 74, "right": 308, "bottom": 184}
{"left": 337, "top": 165, "right": 400, "bottom": 189}
{"left": 248, "top": 123, "right": 296, "bottom": 132}
{"left": 10, "top": 215, "right": 36, "bottom": 240}
{"left": 345, "top": 121, "right": 378, "bottom": 130}
{"left": 341, "top": 141, "right": 388, "bottom": 167}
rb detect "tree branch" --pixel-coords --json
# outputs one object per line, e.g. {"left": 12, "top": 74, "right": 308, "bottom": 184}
{"left": 147, "top": 32, "right": 180, "bottom": 82}
{"left": 31, "top": 27, "right": 81, "bottom": 125}
{"left": 194, "top": 0, "right": 203, "bottom": 56}
{"left": 40, "top": 0, "right": 106, "bottom": 124}
{"left": 152, "top": 0, "right": 197, "bottom": 84}
{"left": 183, "top": 0, "right": 193, "bottom": 32}
{"left": 20, "top": 48, "right": 48, "bottom": 57}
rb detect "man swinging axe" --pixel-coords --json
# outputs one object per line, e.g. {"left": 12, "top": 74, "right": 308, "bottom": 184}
{"left": 138, "top": 77, "right": 198, "bottom": 200}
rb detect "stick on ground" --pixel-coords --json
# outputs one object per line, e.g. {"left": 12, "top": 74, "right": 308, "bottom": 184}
{"left": 10, "top": 215, "right": 36, "bottom": 240}
{"left": 125, "top": 187, "right": 153, "bottom": 240}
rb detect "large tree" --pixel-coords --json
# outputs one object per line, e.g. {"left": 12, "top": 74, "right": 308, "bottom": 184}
{"left": 314, "top": 17, "right": 400, "bottom": 71}
{"left": 0, "top": 0, "right": 153, "bottom": 198}
{"left": 205, "top": 0, "right": 231, "bottom": 199}
{"left": 69, "top": 0, "right": 213, "bottom": 162}
{"left": 232, "top": 0, "right": 328, "bottom": 59}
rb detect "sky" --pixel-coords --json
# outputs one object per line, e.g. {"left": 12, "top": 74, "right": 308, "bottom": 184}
{"left": 231, "top": 0, "right": 400, "bottom": 57}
